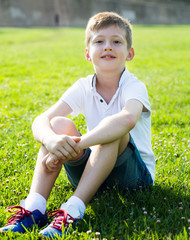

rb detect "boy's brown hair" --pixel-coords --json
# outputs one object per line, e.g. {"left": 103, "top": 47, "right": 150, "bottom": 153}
{"left": 85, "top": 12, "right": 132, "bottom": 49}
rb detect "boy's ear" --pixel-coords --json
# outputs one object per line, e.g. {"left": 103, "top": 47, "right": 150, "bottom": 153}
{"left": 126, "top": 48, "right": 135, "bottom": 62}
{"left": 85, "top": 48, "right": 91, "bottom": 62}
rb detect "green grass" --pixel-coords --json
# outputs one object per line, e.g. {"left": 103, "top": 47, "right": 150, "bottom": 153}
{"left": 0, "top": 26, "right": 189, "bottom": 240}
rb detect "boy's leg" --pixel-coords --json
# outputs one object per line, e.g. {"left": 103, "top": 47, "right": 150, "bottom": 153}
{"left": 29, "top": 145, "right": 62, "bottom": 200}
{"left": 73, "top": 133, "right": 129, "bottom": 205}
{"left": 29, "top": 116, "right": 84, "bottom": 200}
{"left": 39, "top": 132, "right": 129, "bottom": 238}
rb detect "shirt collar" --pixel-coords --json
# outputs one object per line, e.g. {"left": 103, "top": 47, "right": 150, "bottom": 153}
{"left": 118, "top": 67, "right": 129, "bottom": 88}
{"left": 91, "top": 74, "right": 96, "bottom": 89}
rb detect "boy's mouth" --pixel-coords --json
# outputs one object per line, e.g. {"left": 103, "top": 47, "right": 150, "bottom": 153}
{"left": 101, "top": 54, "right": 116, "bottom": 59}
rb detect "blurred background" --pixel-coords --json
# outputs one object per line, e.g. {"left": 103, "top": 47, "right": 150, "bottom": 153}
{"left": 0, "top": 0, "right": 190, "bottom": 27}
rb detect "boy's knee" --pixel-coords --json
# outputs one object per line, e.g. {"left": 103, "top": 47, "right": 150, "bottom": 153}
{"left": 50, "top": 117, "right": 79, "bottom": 136}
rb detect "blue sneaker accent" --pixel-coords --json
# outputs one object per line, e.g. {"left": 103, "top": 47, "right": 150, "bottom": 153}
{"left": 0, "top": 205, "right": 48, "bottom": 233}
{"left": 39, "top": 209, "right": 79, "bottom": 239}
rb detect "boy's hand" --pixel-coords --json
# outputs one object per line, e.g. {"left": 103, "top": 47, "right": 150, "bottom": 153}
{"left": 43, "top": 135, "right": 81, "bottom": 172}
{"left": 44, "top": 134, "right": 81, "bottom": 162}
{"left": 42, "top": 153, "right": 61, "bottom": 172}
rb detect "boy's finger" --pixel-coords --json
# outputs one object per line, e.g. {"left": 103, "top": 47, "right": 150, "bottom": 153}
{"left": 66, "top": 137, "right": 80, "bottom": 153}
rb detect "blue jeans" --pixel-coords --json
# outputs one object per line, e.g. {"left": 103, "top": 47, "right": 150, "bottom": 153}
{"left": 63, "top": 136, "right": 153, "bottom": 191}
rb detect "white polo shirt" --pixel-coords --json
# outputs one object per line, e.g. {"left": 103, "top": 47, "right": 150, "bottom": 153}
{"left": 61, "top": 68, "right": 155, "bottom": 181}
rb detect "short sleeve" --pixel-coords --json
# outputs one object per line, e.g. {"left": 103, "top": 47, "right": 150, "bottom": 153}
{"left": 60, "top": 80, "right": 85, "bottom": 116}
{"left": 122, "top": 81, "right": 151, "bottom": 117}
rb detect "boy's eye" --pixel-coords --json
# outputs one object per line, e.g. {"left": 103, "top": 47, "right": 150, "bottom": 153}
{"left": 114, "top": 40, "right": 121, "bottom": 44}
{"left": 96, "top": 40, "right": 103, "bottom": 44}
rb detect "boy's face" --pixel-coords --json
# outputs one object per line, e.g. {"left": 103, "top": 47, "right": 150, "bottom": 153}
{"left": 85, "top": 25, "right": 134, "bottom": 74}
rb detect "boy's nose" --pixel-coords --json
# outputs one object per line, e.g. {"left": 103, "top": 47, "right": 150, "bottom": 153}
{"left": 104, "top": 41, "right": 112, "bottom": 51}
{"left": 104, "top": 47, "right": 112, "bottom": 51}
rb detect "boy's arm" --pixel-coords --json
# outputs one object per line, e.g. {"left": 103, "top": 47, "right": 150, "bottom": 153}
{"left": 78, "top": 99, "right": 143, "bottom": 150}
{"left": 32, "top": 100, "right": 80, "bottom": 160}
{"left": 32, "top": 100, "right": 71, "bottom": 143}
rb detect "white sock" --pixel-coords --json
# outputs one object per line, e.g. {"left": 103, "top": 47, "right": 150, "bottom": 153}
{"left": 61, "top": 196, "right": 86, "bottom": 219}
{"left": 24, "top": 192, "right": 47, "bottom": 214}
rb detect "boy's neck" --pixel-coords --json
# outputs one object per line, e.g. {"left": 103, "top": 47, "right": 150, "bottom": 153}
{"left": 95, "top": 68, "right": 124, "bottom": 89}
{"left": 95, "top": 68, "right": 125, "bottom": 104}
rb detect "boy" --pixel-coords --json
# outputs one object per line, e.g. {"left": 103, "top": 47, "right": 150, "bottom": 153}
{"left": 0, "top": 12, "right": 155, "bottom": 238}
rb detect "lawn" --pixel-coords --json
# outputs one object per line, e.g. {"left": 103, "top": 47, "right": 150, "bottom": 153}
{"left": 0, "top": 25, "right": 189, "bottom": 239}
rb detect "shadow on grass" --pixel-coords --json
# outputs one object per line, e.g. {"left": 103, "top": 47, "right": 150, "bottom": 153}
{"left": 81, "top": 184, "right": 189, "bottom": 239}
